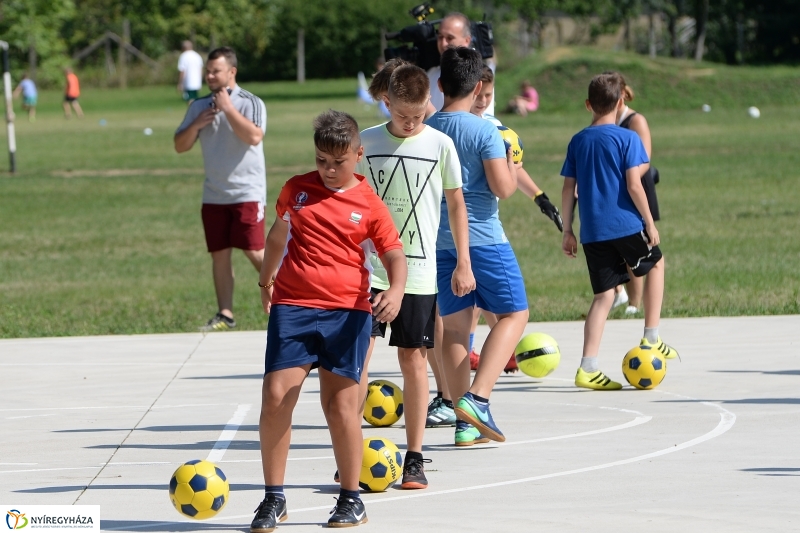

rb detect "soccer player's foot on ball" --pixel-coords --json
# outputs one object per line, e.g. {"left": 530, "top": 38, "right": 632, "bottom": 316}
{"left": 425, "top": 396, "right": 456, "bottom": 427}
{"left": 250, "top": 494, "right": 288, "bottom": 533}
{"left": 454, "top": 420, "right": 490, "bottom": 446}
{"left": 469, "top": 349, "right": 480, "bottom": 370}
{"left": 574, "top": 368, "right": 622, "bottom": 390}
{"left": 640, "top": 336, "right": 679, "bottom": 360}
{"left": 455, "top": 392, "right": 505, "bottom": 442}
{"left": 200, "top": 312, "right": 236, "bottom": 332}
{"left": 400, "top": 456, "right": 432, "bottom": 489}
{"left": 504, "top": 353, "right": 519, "bottom": 373}
{"left": 327, "top": 496, "right": 367, "bottom": 527}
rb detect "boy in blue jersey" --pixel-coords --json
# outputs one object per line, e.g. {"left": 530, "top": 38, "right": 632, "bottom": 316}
{"left": 560, "top": 72, "right": 678, "bottom": 391}
{"left": 426, "top": 47, "right": 529, "bottom": 445}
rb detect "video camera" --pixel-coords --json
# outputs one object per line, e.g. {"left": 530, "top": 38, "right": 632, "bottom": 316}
{"left": 384, "top": 3, "right": 494, "bottom": 72}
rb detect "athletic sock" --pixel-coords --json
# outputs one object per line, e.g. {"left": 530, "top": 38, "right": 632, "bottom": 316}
{"left": 339, "top": 488, "right": 360, "bottom": 501}
{"left": 580, "top": 357, "right": 599, "bottom": 373}
{"left": 469, "top": 333, "right": 475, "bottom": 352}
{"left": 264, "top": 485, "right": 285, "bottom": 499}
{"left": 644, "top": 327, "right": 659, "bottom": 344}
{"left": 442, "top": 399, "right": 454, "bottom": 409}
{"left": 405, "top": 450, "right": 423, "bottom": 463}
{"left": 470, "top": 392, "right": 489, "bottom": 405}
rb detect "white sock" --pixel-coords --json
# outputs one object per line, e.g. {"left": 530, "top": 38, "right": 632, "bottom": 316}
{"left": 644, "top": 327, "right": 659, "bottom": 343}
{"left": 580, "top": 357, "right": 599, "bottom": 372}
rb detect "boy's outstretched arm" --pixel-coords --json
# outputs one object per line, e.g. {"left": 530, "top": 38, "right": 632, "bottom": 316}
{"left": 626, "top": 165, "right": 660, "bottom": 246}
{"left": 515, "top": 166, "right": 563, "bottom": 232}
{"left": 444, "top": 187, "right": 476, "bottom": 297}
{"left": 561, "top": 177, "right": 578, "bottom": 258}
{"left": 373, "top": 249, "right": 407, "bottom": 324}
{"left": 258, "top": 217, "right": 289, "bottom": 314}
{"left": 484, "top": 147, "right": 519, "bottom": 199}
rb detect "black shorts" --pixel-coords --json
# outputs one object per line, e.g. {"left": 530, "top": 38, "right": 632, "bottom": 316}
{"left": 371, "top": 289, "right": 436, "bottom": 349}
{"left": 582, "top": 231, "right": 663, "bottom": 294}
{"left": 642, "top": 167, "right": 660, "bottom": 221}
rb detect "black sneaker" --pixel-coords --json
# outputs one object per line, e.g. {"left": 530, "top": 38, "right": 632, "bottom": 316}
{"left": 400, "top": 456, "right": 431, "bottom": 490}
{"left": 250, "top": 494, "right": 288, "bottom": 533}
{"left": 200, "top": 312, "right": 236, "bottom": 332}
{"left": 333, "top": 470, "right": 339, "bottom": 483}
{"left": 327, "top": 496, "right": 367, "bottom": 528}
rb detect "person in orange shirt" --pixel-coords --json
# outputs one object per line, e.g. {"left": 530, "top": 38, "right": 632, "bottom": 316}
{"left": 63, "top": 68, "right": 84, "bottom": 119}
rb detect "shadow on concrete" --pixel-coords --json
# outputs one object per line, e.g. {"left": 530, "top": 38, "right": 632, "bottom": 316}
{"left": 101, "top": 520, "right": 251, "bottom": 532}
{"left": 15, "top": 483, "right": 265, "bottom": 493}
{"left": 56, "top": 424, "right": 328, "bottom": 434}
{"left": 86, "top": 441, "right": 332, "bottom": 451}
{"left": 741, "top": 467, "right": 800, "bottom": 477}
{"left": 183, "top": 374, "right": 263, "bottom": 380}
{"left": 711, "top": 370, "right": 800, "bottom": 376}
{"left": 659, "top": 398, "right": 800, "bottom": 405}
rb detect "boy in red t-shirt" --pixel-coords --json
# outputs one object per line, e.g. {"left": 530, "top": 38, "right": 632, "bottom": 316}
{"left": 251, "top": 110, "right": 407, "bottom": 531}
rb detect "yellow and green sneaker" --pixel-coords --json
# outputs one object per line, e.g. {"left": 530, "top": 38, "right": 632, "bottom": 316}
{"left": 575, "top": 368, "right": 622, "bottom": 390}
{"left": 454, "top": 421, "right": 490, "bottom": 447}
{"left": 640, "top": 336, "right": 679, "bottom": 360}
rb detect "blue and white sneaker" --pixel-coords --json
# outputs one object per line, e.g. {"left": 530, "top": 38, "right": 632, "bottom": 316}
{"left": 454, "top": 392, "right": 505, "bottom": 442}
{"left": 425, "top": 396, "right": 456, "bottom": 427}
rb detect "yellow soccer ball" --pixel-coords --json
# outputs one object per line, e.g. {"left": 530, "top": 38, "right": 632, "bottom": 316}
{"left": 498, "top": 126, "right": 524, "bottom": 164}
{"left": 622, "top": 345, "right": 667, "bottom": 390}
{"left": 169, "top": 460, "right": 229, "bottom": 520}
{"left": 515, "top": 332, "right": 561, "bottom": 378}
{"left": 363, "top": 379, "right": 404, "bottom": 427}
{"left": 359, "top": 436, "right": 402, "bottom": 492}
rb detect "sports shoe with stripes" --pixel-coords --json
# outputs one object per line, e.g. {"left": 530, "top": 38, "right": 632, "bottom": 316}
{"left": 425, "top": 396, "right": 456, "bottom": 427}
{"left": 639, "top": 336, "right": 679, "bottom": 360}
{"left": 200, "top": 312, "right": 236, "bottom": 332}
{"left": 574, "top": 368, "right": 622, "bottom": 390}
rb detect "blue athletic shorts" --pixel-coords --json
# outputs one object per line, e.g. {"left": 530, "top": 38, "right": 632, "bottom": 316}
{"left": 265, "top": 304, "right": 371, "bottom": 382}
{"left": 436, "top": 243, "right": 529, "bottom": 316}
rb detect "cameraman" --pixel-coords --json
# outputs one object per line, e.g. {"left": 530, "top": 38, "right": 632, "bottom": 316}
{"left": 428, "top": 12, "right": 495, "bottom": 115}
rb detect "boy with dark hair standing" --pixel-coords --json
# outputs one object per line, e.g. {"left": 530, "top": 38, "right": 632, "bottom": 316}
{"left": 426, "top": 47, "right": 529, "bottom": 446}
{"left": 355, "top": 63, "right": 474, "bottom": 486}
{"left": 560, "top": 72, "right": 678, "bottom": 391}
{"left": 251, "top": 110, "right": 407, "bottom": 531}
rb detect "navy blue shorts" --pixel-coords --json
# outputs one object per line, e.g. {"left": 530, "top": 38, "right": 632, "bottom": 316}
{"left": 436, "top": 243, "right": 529, "bottom": 317}
{"left": 265, "top": 304, "right": 371, "bottom": 383}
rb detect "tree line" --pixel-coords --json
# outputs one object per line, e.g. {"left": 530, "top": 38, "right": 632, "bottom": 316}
{"left": 1, "top": 0, "right": 797, "bottom": 87}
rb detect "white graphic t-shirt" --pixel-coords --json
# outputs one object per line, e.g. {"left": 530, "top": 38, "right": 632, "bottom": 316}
{"left": 357, "top": 124, "right": 462, "bottom": 294}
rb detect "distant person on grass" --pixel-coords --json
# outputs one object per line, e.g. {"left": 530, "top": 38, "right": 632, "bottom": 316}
{"left": 63, "top": 68, "right": 83, "bottom": 119}
{"left": 13, "top": 72, "right": 37, "bottom": 122}
{"left": 507, "top": 80, "right": 539, "bottom": 117}
{"left": 560, "top": 72, "right": 678, "bottom": 392}
{"left": 177, "top": 40, "right": 204, "bottom": 104}
{"left": 174, "top": 46, "right": 267, "bottom": 332}
{"left": 251, "top": 110, "right": 406, "bottom": 531}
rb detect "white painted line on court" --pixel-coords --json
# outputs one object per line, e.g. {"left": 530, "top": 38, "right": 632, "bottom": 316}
{"left": 206, "top": 404, "right": 251, "bottom": 463}
{"left": 4, "top": 414, "right": 57, "bottom": 420}
{"left": 0, "top": 462, "right": 37, "bottom": 465}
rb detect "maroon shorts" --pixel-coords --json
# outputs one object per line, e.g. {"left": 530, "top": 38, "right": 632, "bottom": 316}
{"left": 201, "top": 202, "right": 265, "bottom": 252}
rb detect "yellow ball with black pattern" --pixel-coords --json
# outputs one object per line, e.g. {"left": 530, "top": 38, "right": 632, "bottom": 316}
{"left": 169, "top": 460, "right": 229, "bottom": 520}
{"left": 359, "top": 436, "right": 402, "bottom": 492}
{"left": 497, "top": 126, "right": 524, "bottom": 164}
{"left": 363, "top": 379, "right": 404, "bottom": 427}
{"left": 514, "top": 332, "right": 560, "bottom": 378}
{"left": 622, "top": 345, "right": 667, "bottom": 390}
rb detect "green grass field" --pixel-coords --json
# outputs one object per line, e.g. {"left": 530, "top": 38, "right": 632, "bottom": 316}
{"left": 1, "top": 49, "right": 798, "bottom": 338}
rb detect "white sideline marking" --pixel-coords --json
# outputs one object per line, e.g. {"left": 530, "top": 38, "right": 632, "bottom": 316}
{"left": 206, "top": 404, "right": 251, "bottom": 463}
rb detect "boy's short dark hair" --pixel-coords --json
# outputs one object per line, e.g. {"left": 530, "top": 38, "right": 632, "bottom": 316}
{"left": 480, "top": 65, "right": 494, "bottom": 85}
{"left": 439, "top": 46, "right": 483, "bottom": 99}
{"left": 588, "top": 72, "right": 624, "bottom": 116}
{"left": 388, "top": 64, "right": 430, "bottom": 107}
{"left": 313, "top": 110, "right": 361, "bottom": 156}
{"left": 208, "top": 46, "right": 237, "bottom": 68}
{"left": 369, "top": 58, "right": 409, "bottom": 101}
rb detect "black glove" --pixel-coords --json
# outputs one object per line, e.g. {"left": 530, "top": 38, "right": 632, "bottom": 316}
{"left": 534, "top": 192, "right": 564, "bottom": 232}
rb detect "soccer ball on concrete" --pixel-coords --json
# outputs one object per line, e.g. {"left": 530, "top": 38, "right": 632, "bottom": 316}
{"left": 363, "top": 379, "right": 403, "bottom": 427}
{"left": 497, "top": 126, "right": 524, "bottom": 164}
{"left": 359, "top": 436, "right": 402, "bottom": 492}
{"left": 169, "top": 460, "right": 229, "bottom": 519}
{"left": 514, "top": 332, "right": 561, "bottom": 378}
{"left": 622, "top": 345, "right": 667, "bottom": 390}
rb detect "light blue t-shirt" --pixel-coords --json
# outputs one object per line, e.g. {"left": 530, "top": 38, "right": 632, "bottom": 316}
{"left": 425, "top": 111, "right": 507, "bottom": 250}
{"left": 19, "top": 79, "right": 37, "bottom": 99}
{"left": 560, "top": 124, "right": 649, "bottom": 244}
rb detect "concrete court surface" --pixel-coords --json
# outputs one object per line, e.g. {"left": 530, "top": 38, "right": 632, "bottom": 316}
{"left": 1, "top": 315, "right": 799, "bottom": 532}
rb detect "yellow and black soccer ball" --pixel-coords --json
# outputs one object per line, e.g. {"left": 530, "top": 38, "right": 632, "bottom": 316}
{"left": 359, "top": 436, "right": 402, "bottom": 492}
{"left": 622, "top": 345, "right": 667, "bottom": 390}
{"left": 515, "top": 332, "right": 561, "bottom": 378}
{"left": 498, "top": 126, "right": 524, "bottom": 164}
{"left": 169, "top": 460, "right": 229, "bottom": 520}
{"left": 363, "top": 379, "right": 404, "bottom": 427}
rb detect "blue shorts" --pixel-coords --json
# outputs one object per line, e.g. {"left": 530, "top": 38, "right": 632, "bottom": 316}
{"left": 436, "top": 243, "right": 529, "bottom": 316}
{"left": 265, "top": 304, "right": 371, "bottom": 383}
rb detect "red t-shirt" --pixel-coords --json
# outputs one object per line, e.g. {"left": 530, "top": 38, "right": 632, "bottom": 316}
{"left": 272, "top": 171, "right": 403, "bottom": 312}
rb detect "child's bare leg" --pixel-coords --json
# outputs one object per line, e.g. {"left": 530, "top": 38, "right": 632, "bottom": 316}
{"left": 259, "top": 365, "right": 311, "bottom": 485}
{"left": 63, "top": 101, "right": 71, "bottom": 118}
{"left": 643, "top": 257, "right": 665, "bottom": 328}
{"left": 480, "top": 309, "right": 498, "bottom": 327}
{"left": 583, "top": 289, "right": 615, "bottom": 357}
{"left": 439, "top": 308, "right": 473, "bottom": 401}
{"left": 470, "top": 309, "right": 528, "bottom": 398}
{"left": 626, "top": 265, "right": 644, "bottom": 309}
{"left": 430, "top": 309, "right": 449, "bottom": 400}
{"left": 319, "top": 368, "right": 363, "bottom": 492}
{"left": 358, "top": 337, "right": 376, "bottom": 413}
{"left": 398, "top": 347, "right": 428, "bottom": 452}
{"left": 72, "top": 101, "right": 84, "bottom": 118}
